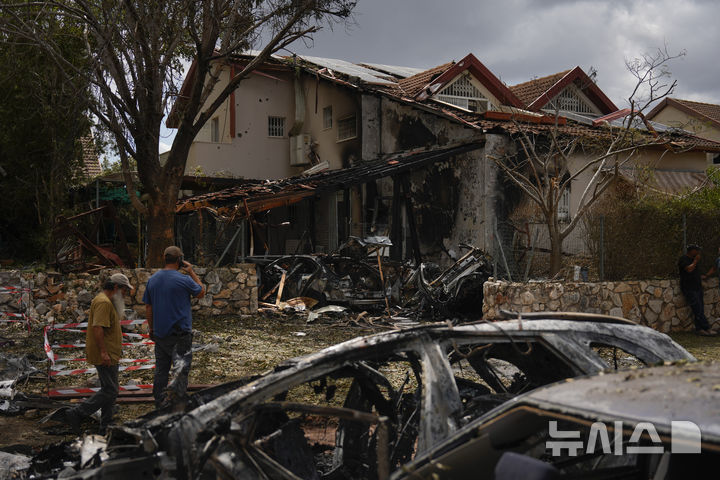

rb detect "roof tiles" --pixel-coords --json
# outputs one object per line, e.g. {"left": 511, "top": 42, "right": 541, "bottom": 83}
{"left": 397, "top": 62, "right": 454, "bottom": 98}
{"left": 510, "top": 70, "right": 571, "bottom": 107}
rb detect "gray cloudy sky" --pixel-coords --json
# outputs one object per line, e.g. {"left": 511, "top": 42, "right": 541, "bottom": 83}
{"left": 286, "top": 0, "right": 720, "bottom": 106}
{"left": 158, "top": 0, "right": 719, "bottom": 152}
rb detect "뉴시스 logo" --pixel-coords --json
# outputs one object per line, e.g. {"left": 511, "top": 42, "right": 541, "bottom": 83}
{"left": 546, "top": 421, "right": 702, "bottom": 456}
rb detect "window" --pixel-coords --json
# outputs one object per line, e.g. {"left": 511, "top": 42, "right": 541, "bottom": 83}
{"left": 544, "top": 85, "right": 597, "bottom": 115}
{"left": 436, "top": 74, "right": 492, "bottom": 113}
{"left": 558, "top": 187, "right": 570, "bottom": 221}
{"left": 323, "top": 106, "right": 332, "bottom": 130}
{"left": 268, "top": 116, "right": 285, "bottom": 137}
{"left": 337, "top": 113, "right": 357, "bottom": 141}
{"left": 210, "top": 117, "right": 220, "bottom": 142}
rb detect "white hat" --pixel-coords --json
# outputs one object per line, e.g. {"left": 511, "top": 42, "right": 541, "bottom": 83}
{"left": 109, "top": 273, "right": 134, "bottom": 291}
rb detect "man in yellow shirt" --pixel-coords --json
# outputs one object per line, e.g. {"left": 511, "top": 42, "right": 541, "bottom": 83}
{"left": 52, "top": 273, "right": 132, "bottom": 432}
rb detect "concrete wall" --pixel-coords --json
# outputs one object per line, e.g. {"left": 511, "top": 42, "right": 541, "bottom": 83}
{"left": 483, "top": 278, "right": 720, "bottom": 333}
{"left": 0, "top": 266, "right": 258, "bottom": 325}
{"left": 184, "top": 67, "right": 362, "bottom": 180}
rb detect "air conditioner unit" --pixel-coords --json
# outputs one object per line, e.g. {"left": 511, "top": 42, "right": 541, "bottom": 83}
{"left": 289, "top": 134, "right": 311, "bottom": 166}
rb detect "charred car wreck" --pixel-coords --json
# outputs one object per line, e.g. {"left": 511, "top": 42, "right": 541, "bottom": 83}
{"left": 27, "top": 319, "right": 693, "bottom": 479}
{"left": 257, "top": 238, "right": 493, "bottom": 315}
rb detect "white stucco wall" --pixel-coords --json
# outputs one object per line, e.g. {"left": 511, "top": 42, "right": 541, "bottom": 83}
{"left": 183, "top": 65, "right": 362, "bottom": 180}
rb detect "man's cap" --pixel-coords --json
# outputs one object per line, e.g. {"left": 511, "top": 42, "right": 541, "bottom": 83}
{"left": 109, "top": 273, "right": 134, "bottom": 291}
{"left": 687, "top": 243, "right": 702, "bottom": 252}
{"left": 164, "top": 246, "right": 184, "bottom": 257}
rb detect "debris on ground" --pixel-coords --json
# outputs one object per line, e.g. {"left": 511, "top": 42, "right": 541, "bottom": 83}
{"left": 254, "top": 240, "right": 492, "bottom": 324}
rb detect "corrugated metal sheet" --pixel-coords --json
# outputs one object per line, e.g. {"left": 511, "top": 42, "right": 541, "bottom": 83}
{"left": 297, "top": 55, "right": 397, "bottom": 85}
{"left": 360, "top": 63, "right": 425, "bottom": 79}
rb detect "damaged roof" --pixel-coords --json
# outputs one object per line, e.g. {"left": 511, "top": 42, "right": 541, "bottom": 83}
{"left": 167, "top": 52, "right": 720, "bottom": 159}
{"left": 176, "top": 143, "right": 483, "bottom": 214}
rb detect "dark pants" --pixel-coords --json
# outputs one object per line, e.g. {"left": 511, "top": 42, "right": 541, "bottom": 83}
{"left": 153, "top": 332, "right": 192, "bottom": 408}
{"left": 683, "top": 289, "right": 711, "bottom": 331}
{"left": 71, "top": 364, "right": 119, "bottom": 425}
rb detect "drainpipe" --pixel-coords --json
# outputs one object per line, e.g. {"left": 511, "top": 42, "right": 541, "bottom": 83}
{"left": 289, "top": 77, "right": 306, "bottom": 136}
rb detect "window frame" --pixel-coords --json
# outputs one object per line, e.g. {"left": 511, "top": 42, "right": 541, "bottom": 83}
{"left": 322, "top": 105, "right": 333, "bottom": 130}
{"left": 336, "top": 113, "right": 357, "bottom": 142}
{"left": 210, "top": 117, "right": 220, "bottom": 143}
{"left": 268, "top": 116, "right": 285, "bottom": 138}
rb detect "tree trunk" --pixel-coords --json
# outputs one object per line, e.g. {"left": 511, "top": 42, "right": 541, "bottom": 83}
{"left": 146, "top": 194, "right": 176, "bottom": 267}
{"left": 548, "top": 222, "right": 563, "bottom": 276}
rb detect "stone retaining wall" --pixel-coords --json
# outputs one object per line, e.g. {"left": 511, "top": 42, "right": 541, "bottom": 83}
{"left": 483, "top": 277, "right": 720, "bottom": 333}
{"left": 0, "top": 266, "right": 258, "bottom": 325}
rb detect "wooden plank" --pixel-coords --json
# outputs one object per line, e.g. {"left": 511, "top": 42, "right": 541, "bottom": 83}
{"left": 275, "top": 272, "right": 286, "bottom": 306}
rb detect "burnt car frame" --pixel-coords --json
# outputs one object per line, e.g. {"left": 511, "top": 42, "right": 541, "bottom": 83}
{"left": 394, "top": 361, "right": 719, "bottom": 480}
{"left": 34, "top": 319, "right": 694, "bottom": 479}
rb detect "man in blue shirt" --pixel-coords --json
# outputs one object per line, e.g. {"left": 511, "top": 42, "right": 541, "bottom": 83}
{"left": 143, "top": 246, "right": 205, "bottom": 408}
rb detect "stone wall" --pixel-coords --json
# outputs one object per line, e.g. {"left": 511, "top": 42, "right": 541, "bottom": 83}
{"left": 483, "top": 277, "right": 720, "bottom": 333}
{"left": 0, "top": 266, "right": 258, "bottom": 325}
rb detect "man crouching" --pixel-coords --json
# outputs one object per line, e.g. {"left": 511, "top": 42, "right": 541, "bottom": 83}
{"left": 50, "top": 273, "right": 133, "bottom": 433}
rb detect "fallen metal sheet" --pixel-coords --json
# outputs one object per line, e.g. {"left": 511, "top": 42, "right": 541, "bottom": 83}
{"left": 0, "top": 451, "right": 30, "bottom": 480}
{"left": 0, "top": 354, "right": 38, "bottom": 382}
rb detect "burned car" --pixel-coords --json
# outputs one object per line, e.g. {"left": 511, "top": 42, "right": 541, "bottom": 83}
{"left": 30, "top": 318, "right": 694, "bottom": 479}
{"left": 258, "top": 242, "right": 493, "bottom": 314}
{"left": 395, "top": 361, "right": 719, "bottom": 480}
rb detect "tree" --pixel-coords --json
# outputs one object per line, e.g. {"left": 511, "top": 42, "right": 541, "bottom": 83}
{"left": 490, "top": 47, "right": 685, "bottom": 275}
{"left": 1, "top": 0, "right": 355, "bottom": 266}
{"left": 0, "top": 16, "right": 92, "bottom": 261}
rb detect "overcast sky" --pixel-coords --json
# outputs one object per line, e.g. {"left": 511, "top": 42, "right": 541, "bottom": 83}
{"left": 159, "top": 0, "right": 720, "bottom": 153}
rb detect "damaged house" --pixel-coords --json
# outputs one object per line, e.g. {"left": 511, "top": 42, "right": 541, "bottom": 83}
{"left": 168, "top": 52, "right": 720, "bottom": 270}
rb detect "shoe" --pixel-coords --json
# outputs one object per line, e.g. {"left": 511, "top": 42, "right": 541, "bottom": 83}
{"left": 64, "top": 408, "right": 82, "bottom": 433}
{"left": 42, "top": 407, "right": 81, "bottom": 432}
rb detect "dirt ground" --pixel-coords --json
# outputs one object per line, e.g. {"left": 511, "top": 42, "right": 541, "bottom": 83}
{"left": 0, "top": 313, "right": 377, "bottom": 450}
{"left": 1, "top": 314, "right": 718, "bottom": 453}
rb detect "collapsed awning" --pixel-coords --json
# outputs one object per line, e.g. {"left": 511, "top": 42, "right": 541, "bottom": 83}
{"left": 175, "top": 142, "right": 483, "bottom": 216}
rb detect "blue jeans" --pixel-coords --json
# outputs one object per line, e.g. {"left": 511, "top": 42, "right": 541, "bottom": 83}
{"left": 153, "top": 332, "right": 192, "bottom": 408}
{"left": 682, "top": 289, "right": 711, "bottom": 331}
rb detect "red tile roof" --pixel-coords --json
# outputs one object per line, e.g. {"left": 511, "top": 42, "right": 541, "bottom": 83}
{"left": 509, "top": 66, "right": 617, "bottom": 114}
{"left": 647, "top": 98, "right": 720, "bottom": 129}
{"left": 510, "top": 70, "right": 570, "bottom": 108}
{"left": 397, "top": 62, "right": 454, "bottom": 97}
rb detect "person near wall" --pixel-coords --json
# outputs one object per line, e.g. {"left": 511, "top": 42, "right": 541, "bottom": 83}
{"left": 48, "top": 273, "right": 133, "bottom": 433}
{"left": 143, "top": 246, "right": 205, "bottom": 409}
{"left": 678, "top": 244, "right": 715, "bottom": 336}
{"left": 701, "top": 246, "right": 720, "bottom": 285}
